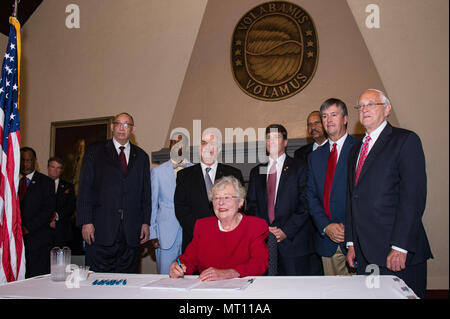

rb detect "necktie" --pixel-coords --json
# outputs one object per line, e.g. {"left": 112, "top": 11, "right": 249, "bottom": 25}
{"left": 354, "top": 136, "right": 371, "bottom": 185}
{"left": 119, "top": 146, "right": 127, "bottom": 174}
{"left": 267, "top": 160, "right": 277, "bottom": 224}
{"left": 19, "top": 177, "right": 29, "bottom": 202}
{"left": 323, "top": 143, "right": 337, "bottom": 219}
{"left": 204, "top": 167, "right": 213, "bottom": 194}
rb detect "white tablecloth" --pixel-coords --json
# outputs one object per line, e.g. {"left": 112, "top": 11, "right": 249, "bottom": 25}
{"left": 0, "top": 273, "right": 417, "bottom": 299}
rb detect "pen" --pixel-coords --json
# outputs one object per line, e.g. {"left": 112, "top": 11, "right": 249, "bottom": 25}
{"left": 176, "top": 257, "right": 184, "bottom": 276}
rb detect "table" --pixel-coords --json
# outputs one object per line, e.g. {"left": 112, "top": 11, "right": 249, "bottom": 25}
{"left": 0, "top": 273, "right": 417, "bottom": 299}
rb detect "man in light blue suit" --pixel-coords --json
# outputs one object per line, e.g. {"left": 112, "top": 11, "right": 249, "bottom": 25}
{"left": 150, "top": 133, "right": 192, "bottom": 274}
{"left": 306, "top": 98, "right": 357, "bottom": 276}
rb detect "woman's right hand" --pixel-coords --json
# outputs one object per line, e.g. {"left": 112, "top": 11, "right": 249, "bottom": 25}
{"left": 169, "top": 261, "right": 187, "bottom": 278}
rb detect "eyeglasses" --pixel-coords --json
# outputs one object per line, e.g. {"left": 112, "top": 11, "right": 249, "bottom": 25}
{"left": 354, "top": 103, "right": 385, "bottom": 111}
{"left": 212, "top": 195, "right": 239, "bottom": 202}
{"left": 113, "top": 121, "right": 134, "bottom": 128}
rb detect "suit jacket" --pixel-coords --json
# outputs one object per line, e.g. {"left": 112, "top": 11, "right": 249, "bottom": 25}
{"left": 53, "top": 179, "right": 76, "bottom": 246}
{"left": 307, "top": 135, "right": 357, "bottom": 257}
{"left": 345, "top": 122, "right": 432, "bottom": 267}
{"left": 150, "top": 160, "right": 192, "bottom": 249}
{"left": 294, "top": 142, "right": 313, "bottom": 164}
{"left": 247, "top": 155, "right": 314, "bottom": 257}
{"left": 76, "top": 139, "right": 151, "bottom": 247}
{"left": 20, "top": 171, "right": 56, "bottom": 251}
{"left": 174, "top": 163, "right": 244, "bottom": 252}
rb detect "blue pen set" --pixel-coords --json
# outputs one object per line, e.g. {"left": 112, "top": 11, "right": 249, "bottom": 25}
{"left": 92, "top": 279, "right": 127, "bottom": 286}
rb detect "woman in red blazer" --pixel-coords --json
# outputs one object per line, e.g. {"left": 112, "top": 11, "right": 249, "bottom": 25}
{"left": 170, "top": 176, "right": 269, "bottom": 281}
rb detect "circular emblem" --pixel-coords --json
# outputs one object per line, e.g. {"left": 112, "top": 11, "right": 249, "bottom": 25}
{"left": 231, "top": 1, "right": 319, "bottom": 101}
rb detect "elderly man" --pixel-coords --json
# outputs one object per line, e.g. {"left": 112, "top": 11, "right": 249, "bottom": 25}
{"left": 174, "top": 130, "right": 244, "bottom": 252}
{"left": 307, "top": 98, "right": 357, "bottom": 275}
{"left": 294, "top": 111, "right": 327, "bottom": 163}
{"left": 345, "top": 89, "right": 432, "bottom": 298}
{"left": 76, "top": 112, "right": 151, "bottom": 273}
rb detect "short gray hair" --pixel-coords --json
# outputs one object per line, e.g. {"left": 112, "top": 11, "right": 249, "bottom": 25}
{"left": 208, "top": 176, "right": 246, "bottom": 201}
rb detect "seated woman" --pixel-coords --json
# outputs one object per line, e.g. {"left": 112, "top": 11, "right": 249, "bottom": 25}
{"left": 169, "top": 176, "right": 268, "bottom": 281}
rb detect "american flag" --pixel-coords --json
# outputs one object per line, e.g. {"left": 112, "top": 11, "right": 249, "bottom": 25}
{"left": 0, "top": 17, "right": 25, "bottom": 283}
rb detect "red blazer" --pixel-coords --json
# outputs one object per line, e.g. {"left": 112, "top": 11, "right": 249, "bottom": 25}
{"left": 180, "top": 215, "right": 269, "bottom": 277}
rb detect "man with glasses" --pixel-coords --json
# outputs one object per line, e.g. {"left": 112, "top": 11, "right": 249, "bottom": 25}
{"left": 345, "top": 89, "right": 432, "bottom": 298}
{"left": 77, "top": 112, "right": 151, "bottom": 273}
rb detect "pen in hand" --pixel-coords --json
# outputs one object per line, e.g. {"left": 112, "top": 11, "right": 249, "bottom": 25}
{"left": 176, "top": 257, "right": 185, "bottom": 278}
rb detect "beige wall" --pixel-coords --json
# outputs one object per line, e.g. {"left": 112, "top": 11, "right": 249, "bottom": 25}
{"left": 169, "top": 0, "right": 389, "bottom": 141}
{"left": 2, "top": 0, "right": 447, "bottom": 288}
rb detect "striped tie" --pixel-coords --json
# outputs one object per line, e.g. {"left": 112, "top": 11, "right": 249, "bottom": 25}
{"left": 354, "top": 136, "right": 371, "bottom": 185}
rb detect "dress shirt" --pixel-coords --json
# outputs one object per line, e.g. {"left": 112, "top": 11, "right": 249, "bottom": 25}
{"left": 328, "top": 133, "right": 348, "bottom": 162}
{"left": 54, "top": 178, "right": 59, "bottom": 193}
{"left": 112, "top": 138, "right": 130, "bottom": 164}
{"left": 21, "top": 171, "right": 35, "bottom": 184}
{"left": 200, "top": 161, "right": 218, "bottom": 184}
{"left": 347, "top": 121, "right": 407, "bottom": 254}
{"left": 266, "top": 152, "right": 286, "bottom": 204}
{"left": 313, "top": 139, "right": 328, "bottom": 151}
{"left": 171, "top": 158, "right": 189, "bottom": 177}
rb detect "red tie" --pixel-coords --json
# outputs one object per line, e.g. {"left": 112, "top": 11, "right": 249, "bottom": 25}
{"left": 267, "top": 160, "right": 277, "bottom": 224}
{"left": 19, "top": 177, "right": 28, "bottom": 202}
{"left": 119, "top": 146, "right": 127, "bottom": 174}
{"left": 323, "top": 143, "right": 337, "bottom": 220}
{"left": 355, "top": 136, "right": 371, "bottom": 185}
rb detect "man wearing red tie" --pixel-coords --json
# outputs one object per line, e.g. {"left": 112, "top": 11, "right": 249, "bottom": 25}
{"left": 306, "top": 99, "right": 357, "bottom": 275}
{"left": 247, "top": 124, "right": 320, "bottom": 276}
{"left": 345, "top": 89, "right": 432, "bottom": 298}
{"left": 76, "top": 112, "right": 151, "bottom": 273}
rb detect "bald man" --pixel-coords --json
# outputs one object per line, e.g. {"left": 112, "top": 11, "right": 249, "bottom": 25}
{"left": 345, "top": 89, "right": 432, "bottom": 298}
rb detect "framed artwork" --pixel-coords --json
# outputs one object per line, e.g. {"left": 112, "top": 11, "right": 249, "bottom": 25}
{"left": 50, "top": 116, "right": 114, "bottom": 195}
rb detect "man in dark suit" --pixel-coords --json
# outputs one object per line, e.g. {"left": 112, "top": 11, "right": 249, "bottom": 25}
{"left": 307, "top": 98, "right": 357, "bottom": 276}
{"left": 346, "top": 89, "right": 432, "bottom": 298}
{"left": 19, "top": 147, "right": 56, "bottom": 278}
{"left": 47, "top": 156, "right": 76, "bottom": 248}
{"left": 76, "top": 112, "right": 151, "bottom": 273}
{"left": 294, "top": 111, "right": 327, "bottom": 163}
{"left": 174, "top": 130, "right": 244, "bottom": 252}
{"left": 247, "top": 124, "right": 318, "bottom": 276}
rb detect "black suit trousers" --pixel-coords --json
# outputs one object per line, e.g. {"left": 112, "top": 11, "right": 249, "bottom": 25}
{"left": 85, "top": 221, "right": 140, "bottom": 273}
{"left": 355, "top": 244, "right": 427, "bottom": 299}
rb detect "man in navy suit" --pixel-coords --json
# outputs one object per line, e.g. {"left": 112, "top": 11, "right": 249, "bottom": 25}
{"left": 19, "top": 147, "right": 56, "bottom": 278}
{"left": 346, "top": 89, "right": 432, "bottom": 298}
{"left": 247, "top": 124, "right": 318, "bottom": 276}
{"left": 307, "top": 98, "right": 357, "bottom": 275}
{"left": 294, "top": 110, "right": 327, "bottom": 163}
{"left": 174, "top": 130, "right": 244, "bottom": 253}
{"left": 47, "top": 156, "right": 76, "bottom": 248}
{"left": 76, "top": 112, "right": 151, "bottom": 273}
{"left": 150, "top": 132, "right": 192, "bottom": 274}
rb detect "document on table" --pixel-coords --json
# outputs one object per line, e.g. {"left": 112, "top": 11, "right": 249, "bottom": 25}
{"left": 141, "top": 277, "right": 254, "bottom": 291}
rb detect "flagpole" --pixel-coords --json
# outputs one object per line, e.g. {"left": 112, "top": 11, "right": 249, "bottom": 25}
{"left": 13, "top": 0, "right": 19, "bottom": 18}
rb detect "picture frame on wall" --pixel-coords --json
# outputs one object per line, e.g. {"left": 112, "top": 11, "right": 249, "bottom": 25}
{"left": 50, "top": 116, "right": 114, "bottom": 196}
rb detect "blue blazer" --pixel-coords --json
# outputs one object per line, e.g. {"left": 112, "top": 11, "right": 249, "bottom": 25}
{"left": 247, "top": 155, "right": 314, "bottom": 258}
{"left": 345, "top": 123, "right": 432, "bottom": 267}
{"left": 306, "top": 135, "right": 357, "bottom": 257}
{"left": 150, "top": 160, "right": 192, "bottom": 249}
{"left": 76, "top": 139, "right": 151, "bottom": 247}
